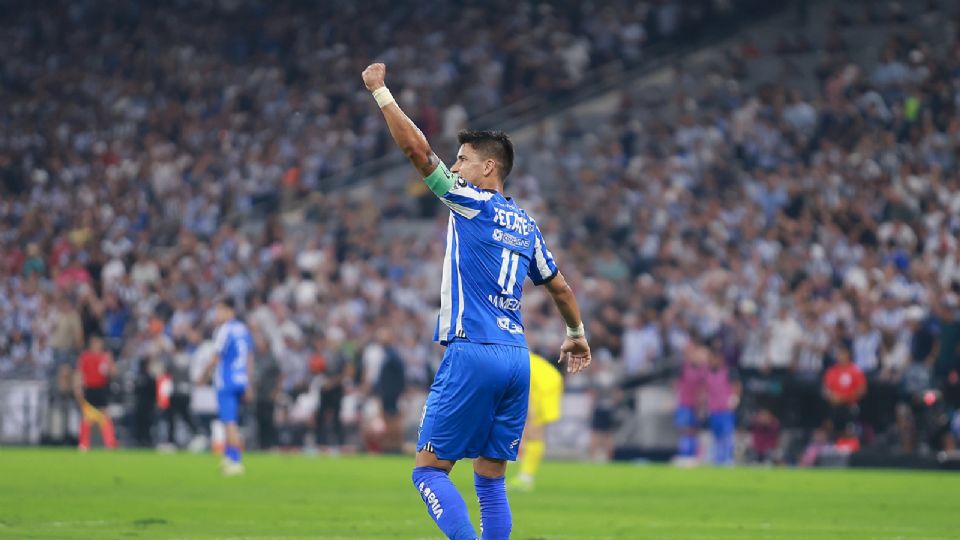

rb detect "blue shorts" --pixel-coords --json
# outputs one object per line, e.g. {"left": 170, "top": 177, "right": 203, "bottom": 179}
{"left": 417, "top": 341, "right": 530, "bottom": 462}
{"left": 217, "top": 387, "right": 246, "bottom": 423}
{"left": 674, "top": 405, "right": 699, "bottom": 429}
{"left": 709, "top": 410, "right": 735, "bottom": 437}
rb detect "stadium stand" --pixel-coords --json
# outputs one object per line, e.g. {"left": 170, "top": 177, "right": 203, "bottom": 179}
{"left": 1, "top": 0, "right": 959, "bottom": 466}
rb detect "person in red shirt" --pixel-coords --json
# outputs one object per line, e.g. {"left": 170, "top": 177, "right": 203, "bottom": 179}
{"left": 74, "top": 335, "right": 118, "bottom": 450}
{"left": 822, "top": 342, "right": 867, "bottom": 439}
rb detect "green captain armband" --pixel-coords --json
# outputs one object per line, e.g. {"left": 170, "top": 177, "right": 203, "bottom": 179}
{"left": 423, "top": 161, "right": 456, "bottom": 197}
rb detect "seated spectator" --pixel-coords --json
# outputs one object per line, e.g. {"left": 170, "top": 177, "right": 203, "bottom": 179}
{"left": 749, "top": 408, "right": 781, "bottom": 463}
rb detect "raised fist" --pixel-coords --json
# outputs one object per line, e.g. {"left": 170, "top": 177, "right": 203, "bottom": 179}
{"left": 362, "top": 63, "right": 386, "bottom": 91}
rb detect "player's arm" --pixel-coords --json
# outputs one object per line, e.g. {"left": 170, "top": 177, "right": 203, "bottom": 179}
{"left": 72, "top": 366, "right": 84, "bottom": 405}
{"left": 527, "top": 221, "right": 591, "bottom": 373}
{"left": 362, "top": 63, "right": 452, "bottom": 192}
{"left": 544, "top": 272, "right": 592, "bottom": 374}
{"left": 244, "top": 351, "right": 256, "bottom": 401}
{"left": 197, "top": 354, "right": 218, "bottom": 386}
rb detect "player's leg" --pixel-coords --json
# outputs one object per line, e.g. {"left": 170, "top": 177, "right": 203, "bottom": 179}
{"left": 514, "top": 370, "right": 560, "bottom": 490}
{"left": 78, "top": 405, "right": 92, "bottom": 451}
{"left": 709, "top": 410, "right": 735, "bottom": 465}
{"left": 476, "top": 344, "right": 530, "bottom": 540}
{"left": 510, "top": 420, "right": 543, "bottom": 491}
{"left": 412, "top": 343, "right": 481, "bottom": 540}
{"left": 590, "top": 408, "right": 615, "bottom": 461}
{"left": 218, "top": 388, "right": 245, "bottom": 474}
{"left": 413, "top": 450, "right": 475, "bottom": 540}
{"left": 474, "top": 457, "right": 510, "bottom": 540}
{"left": 224, "top": 422, "right": 242, "bottom": 462}
{"left": 674, "top": 405, "right": 699, "bottom": 459}
{"left": 96, "top": 406, "right": 118, "bottom": 449}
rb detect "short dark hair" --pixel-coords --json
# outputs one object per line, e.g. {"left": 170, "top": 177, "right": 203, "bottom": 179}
{"left": 457, "top": 129, "right": 514, "bottom": 181}
{"left": 217, "top": 297, "right": 236, "bottom": 311}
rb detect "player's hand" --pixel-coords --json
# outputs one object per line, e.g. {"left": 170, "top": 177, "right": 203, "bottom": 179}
{"left": 362, "top": 63, "right": 386, "bottom": 91}
{"left": 559, "top": 336, "right": 592, "bottom": 374}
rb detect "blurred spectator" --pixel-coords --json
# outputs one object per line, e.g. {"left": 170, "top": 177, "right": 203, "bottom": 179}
{"left": 375, "top": 329, "right": 406, "bottom": 454}
{"left": 253, "top": 330, "right": 281, "bottom": 451}
{"left": 314, "top": 331, "right": 352, "bottom": 452}
{"left": 621, "top": 310, "right": 662, "bottom": 376}
{"left": 44, "top": 364, "right": 77, "bottom": 446}
{"left": 162, "top": 337, "right": 199, "bottom": 449}
{"left": 131, "top": 358, "right": 157, "bottom": 448}
{"left": 50, "top": 296, "right": 83, "bottom": 376}
{"left": 823, "top": 344, "right": 868, "bottom": 439}
{"left": 589, "top": 351, "right": 620, "bottom": 462}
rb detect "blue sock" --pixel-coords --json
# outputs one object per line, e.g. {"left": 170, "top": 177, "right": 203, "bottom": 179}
{"left": 714, "top": 434, "right": 734, "bottom": 464}
{"left": 713, "top": 432, "right": 734, "bottom": 465}
{"left": 225, "top": 445, "right": 241, "bottom": 463}
{"left": 678, "top": 434, "right": 698, "bottom": 457}
{"left": 412, "top": 467, "right": 476, "bottom": 540}
{"left": 474, "top": 473, "right": 511, "bottom": 540}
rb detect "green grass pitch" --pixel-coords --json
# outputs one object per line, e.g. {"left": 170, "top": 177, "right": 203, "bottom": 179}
{"left": 0, "top": 448, "right": 956, "bottom": 539}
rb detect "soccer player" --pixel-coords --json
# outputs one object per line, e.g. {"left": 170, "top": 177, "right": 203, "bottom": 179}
{"left": 74, "top": 335, "right": 118, "bottom": 451}
{"left": 198, "top": 298, "right": 254, "bottom": 476}
{"left": 362, "top": 63, "right": 592, "bottom": 540}
{"left": 674, "top": 341, "right": 707, "bottom": 463}
{"left": 509, "top": 352, "right": 563, "bottom": 492}
{"left": 704, "top": 341, "right": 740, "bottom": 465}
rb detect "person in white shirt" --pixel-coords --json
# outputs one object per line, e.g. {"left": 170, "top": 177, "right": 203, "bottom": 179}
{"left": 852, "top": 318, "right": 881, "bottom": 375}
{"left": 764, "top": 305, "right": 802, "bottom": 370}
{"left": 621, "top": 310, "right": 662, "bottom": 376}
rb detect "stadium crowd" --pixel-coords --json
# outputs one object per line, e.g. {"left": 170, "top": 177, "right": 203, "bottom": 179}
{"left": 2, "top": 0, "right": 960, "bottom": 463}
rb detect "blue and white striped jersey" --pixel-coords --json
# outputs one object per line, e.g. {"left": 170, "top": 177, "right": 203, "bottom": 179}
{"left": 428, "top": 161, "right": 558, "bottom": 347}
{"left": 213, "top": 319, "right": 252, "bottom": 390}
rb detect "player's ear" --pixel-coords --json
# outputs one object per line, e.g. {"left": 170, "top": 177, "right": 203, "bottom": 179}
{"left": 483, "top": 158, "right": 496, "bottom": 177}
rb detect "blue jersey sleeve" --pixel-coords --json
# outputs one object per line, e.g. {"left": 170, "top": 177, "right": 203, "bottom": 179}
{"left": 423, "top": 161, "right": 494, "bottom": 219}
{"left": 527, "top": 222, "right": 558, "bottom": 285}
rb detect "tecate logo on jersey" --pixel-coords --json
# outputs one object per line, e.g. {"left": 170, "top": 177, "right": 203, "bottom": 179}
{"left": 491, "top": 228, "right": 531, "bottom": 249}
{"left": 488, "top": 294, "right": 521, "bottom": 311}
{"left": 493, "top": 207, "right": 534, "bottom": 235}
{"left": 496, "top": 316, "right": 524, "bottom": 334}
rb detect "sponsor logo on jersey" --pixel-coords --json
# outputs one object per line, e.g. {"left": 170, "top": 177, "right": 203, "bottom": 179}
{"left": 488, "top": 294, "right": 521, "bottom": 311}
{"left": 491, "top": 228, "right": 530, "bottom": 249}
{"left": 493, "top": 207, "right": 534, "bottom": 235}
{"left": 496, "top": 316, "right": 524, "bottom": 334}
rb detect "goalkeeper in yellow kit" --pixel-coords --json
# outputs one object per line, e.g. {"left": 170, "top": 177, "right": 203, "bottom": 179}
{"left": 509, "top": 352, "right": 564, "bottom": 492}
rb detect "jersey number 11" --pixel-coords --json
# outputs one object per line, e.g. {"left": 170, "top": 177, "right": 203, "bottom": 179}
{"left": 497, "top": 248, "right": 520, "bottom": 295}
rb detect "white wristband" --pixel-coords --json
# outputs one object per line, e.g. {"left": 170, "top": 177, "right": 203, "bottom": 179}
{"left": 566, "top": 322, "right": 585, "bottom": 339}
{"left": 372, "top": 86, "right": 395, "bottom": 108}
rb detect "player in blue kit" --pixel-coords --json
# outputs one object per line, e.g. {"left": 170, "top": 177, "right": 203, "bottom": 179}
{"left": 363, "top": 63, "right": 592, "bottom": 540}
{"left": 199, "top": 298, "right": 254, "bottom": 476}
